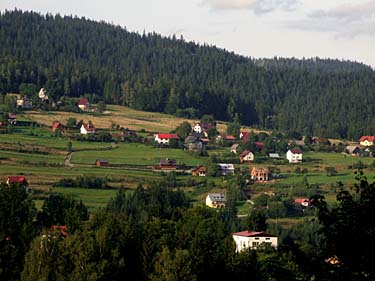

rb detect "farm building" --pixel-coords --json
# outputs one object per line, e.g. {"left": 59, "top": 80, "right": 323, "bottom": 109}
{"left": 240, "top": 150, "right": 254, "bottom": 163}
{"left": 96, "top": 159, "right": 109, "bottom": 167}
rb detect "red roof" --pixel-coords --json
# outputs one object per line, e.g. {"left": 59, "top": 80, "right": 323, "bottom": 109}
{"left": 157, "top": 133, "right": 180, "bottom": 140}
{"left": 226, "top": 135, "right": 236, "bottom": 141}
{"left": 232, "top": 230, "right": 277, "bottom": 237}
{"left": 79, "top": 98, "right": 89, "bottom": 105}
{"left": 83, "top": 123, "right": 95, "bottom": 132}
{"left": 52, "top": 121, "right": 62, "bottom": 129}
{"left": 359, "top": 136, "right": 375, "bottom": 142}
{"left": 291, "top": 149, "right": 302, "bottom": 154}
{"left": 294, "top": 198, "right": 310, "bottom": 204}
{"left": 240, "top": 150, "right": 252, "bottom": 157}
{"left": 8, "top": 113, "right": 16, "bottom": 119}
{"left": 7, "top": 176, "right": 28, "bottom": 185}
{"left": 240, "top": 131, "right": 250, "bottom": 143}
{"left": 255, "top": 142, "right": 265, "bottom": 149}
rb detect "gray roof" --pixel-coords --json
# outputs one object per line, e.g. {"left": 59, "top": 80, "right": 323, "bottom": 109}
{"left": 207, "top": 193, "right": 226, "bottom": 202}
{"left": 269, "top": 153, "right": 280, "bottom": 158}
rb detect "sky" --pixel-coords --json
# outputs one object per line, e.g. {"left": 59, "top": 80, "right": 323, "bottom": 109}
{"left": 1, "top": 0, "right": 374, "bottom": 68}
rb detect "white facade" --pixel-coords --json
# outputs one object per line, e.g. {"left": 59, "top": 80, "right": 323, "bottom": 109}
{"left": 80, "top": 124, "right": 95, "bottom": 135}
{"left": 286, "top": 150, "right": 302, "bottom": 163}
{"left": 233, "top": 231, "right": 278, "bottom": 252}
{"left": 218, "top": 163, "right": 235, "bottom": 176}
{"left": 193, "top": 123, "right": 202, "bottom": 133}
{"left": 154, "top": 135, "right": 170, "bottom": 145}
{"left": 205, "top": 193, "right": 226, "bottom": 208}
{"left": 241, "top": 151, "right": 254, "bottom": 162}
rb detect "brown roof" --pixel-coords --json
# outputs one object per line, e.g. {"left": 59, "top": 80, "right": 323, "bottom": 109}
{"left": 232, "top": 230, "right": 277, "bottom": 237}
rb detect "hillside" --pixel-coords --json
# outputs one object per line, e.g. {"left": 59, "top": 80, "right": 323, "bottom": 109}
{"left": 1, "top": 10, "right": 375, "bottom": 140}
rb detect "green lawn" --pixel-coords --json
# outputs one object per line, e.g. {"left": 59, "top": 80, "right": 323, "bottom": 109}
{"left": 51, "top": 187, "right": 121, "bottom": 212}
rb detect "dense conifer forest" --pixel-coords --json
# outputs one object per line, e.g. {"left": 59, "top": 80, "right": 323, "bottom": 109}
{"left": 1, "top": 10, "right": 375, "bottom": 139}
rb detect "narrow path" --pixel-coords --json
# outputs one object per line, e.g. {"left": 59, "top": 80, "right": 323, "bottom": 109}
{"left": 64, "top": 152, "right": 73, "bottom": 167}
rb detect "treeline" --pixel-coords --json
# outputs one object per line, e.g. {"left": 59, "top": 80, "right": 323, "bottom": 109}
{"left": 1, "top": 10, "right": 375, "bottom": 139}
{"left": 1, "top": 174, "right": 375, "bottom": 280}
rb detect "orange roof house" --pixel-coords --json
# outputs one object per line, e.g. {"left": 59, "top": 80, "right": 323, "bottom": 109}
{"left": 250, "top": 167, "right": 269, "bottom": 181}
{"left": 191, "top": 165, "right": 207, "bottom": 177}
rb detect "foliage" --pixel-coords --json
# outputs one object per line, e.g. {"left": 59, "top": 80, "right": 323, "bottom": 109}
{"left": 0, "top": 183, "right": 36, "bottom": 281}
{"left": 1, "top": 11, "right": 375, "bottom": 139}
{"left": 37, "top": 193, "right": 89, "bottom": 232}
{"left": 312, "top": 170, "right": 375, "bottom": 280}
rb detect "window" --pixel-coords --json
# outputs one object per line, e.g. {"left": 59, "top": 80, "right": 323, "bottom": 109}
{"left": 252, "top": 242, "right": 259, "bottom": 248}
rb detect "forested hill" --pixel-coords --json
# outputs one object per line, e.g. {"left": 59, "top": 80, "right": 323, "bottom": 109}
{"left": 1, "top": 10, "right": 375, "bottom": 139}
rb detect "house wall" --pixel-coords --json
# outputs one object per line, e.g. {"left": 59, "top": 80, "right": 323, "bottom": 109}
{"left": 155, "top": 136, "right": 170, "bottom": 145}
{"left": 360, "top": 140, "right": 373, "bottom": 146}
{"left": 286, "top": 151, "right": 302, "bottom": 163}
{"left": 233, "top": 235, "right": 278, "bottom": 252}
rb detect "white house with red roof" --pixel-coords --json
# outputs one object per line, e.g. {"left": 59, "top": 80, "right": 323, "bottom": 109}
{"left": 239, "top": 131, "right": 250, "bottom": 143}
{"left": 359, "top": 136, "right": 375, "bottom": 146}
{"left": 239, "top": 150, "right": 254, "bottom": 163}
{"left": 154, "top": 133, "right": 180, "bottom": 145}
{"left": 232, "top": 230, "right": 278, "bottom": 252}
{"left": 78, "top": 98, "right": 90, "bottom": 111}
{"left": 286, "top": 149, "right": 303, "bottom": 163}
{"left": 80, "top": 123, "right": 96, "bottom": 134}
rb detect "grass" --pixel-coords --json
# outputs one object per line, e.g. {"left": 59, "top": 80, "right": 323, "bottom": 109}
{"left": 51, "top": 187, "right": 120, "bottom": 213}
{"left": 71, "top": 143, "right": 204, "bottom": 166}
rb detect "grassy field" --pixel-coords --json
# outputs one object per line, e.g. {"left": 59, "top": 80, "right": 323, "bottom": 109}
{"left": 2, "top": 105, "right": 373, "bottom": 223}
{"left": 71, "top": 142, "right": 204, "bottom": 166}
{"left": 51, "top": 187, "right": 120, "bottom": 212}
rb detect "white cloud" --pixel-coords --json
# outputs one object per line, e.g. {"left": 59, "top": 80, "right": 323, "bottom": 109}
{"left": 286, "top": 1, "right": 375, "bottom": 37}
{"left": 203, "top": 0, "right": 298, "bottom": 13}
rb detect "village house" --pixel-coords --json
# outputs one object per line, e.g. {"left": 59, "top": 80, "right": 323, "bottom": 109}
{"left": 184, "top": 135, "right": 205, "bottom": 152}
{"left": 232, "top": 231, "right": 278, "bottom": 252}
{"left": 294, "top": 198, "right": 313, "bottom": 207}
{"left": 230, "top": 143, "right": 241, "bottom": 154}
{"left": 155, "top": 158, "right": 178, "bottom": 170}
{"left": 218, "top": 163, "right": 235, "bottom": 176}
{"left": 38, "top": 88, "right": 49, "bottom": 103}
{"left": 250, "top": 167, "right": 269, "bottom": 181}
{"left": 254, "top": 142, "right": 265, "bottom": 150}
{"left": 8, "top": 113, "right": 16, "bottom": 124}
{"left": 286, "top": 149, "right": 303, "bottom": 163}
{"left": 192, "top": 122, "right": 214, "bottom": 135}
{"left": 78, "top": 97, "right": 90, "bottom": 111}
{"left": 269, "top": 153, "right": 280, "bottom": 159}
{"left": 154, "top": 133, "right": 180, "bottom": 145}
{"left": 359, "top": 136, "right": 375, "bottom": 147}
{"left": 95, "top": 159, "right": 109, "bottom": 167}
{"left": 345, "top": 145, "right": 362, "bottom": 156}
{"left": 191, "top": 165, "right": 207, "bottom": 177}
{"left": 6, "top": 176, "right": 29, "bottom": 192}
{"left": 80, "top": 123, "right": 96, "bottom": 134}
{"left": 239, "top": 131, "right": 251, "bottom": 143}
{"left": 205, "top": 193, "right": 226, "bottom": 208}
{"left": 17, "top": 96, "right": 33, "bottom": 109}
{"left": 240, "top": 150, "right": 254, "bottom": 163}
{"left": 52, "top": 121, "right": 65, "bottom": 133}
